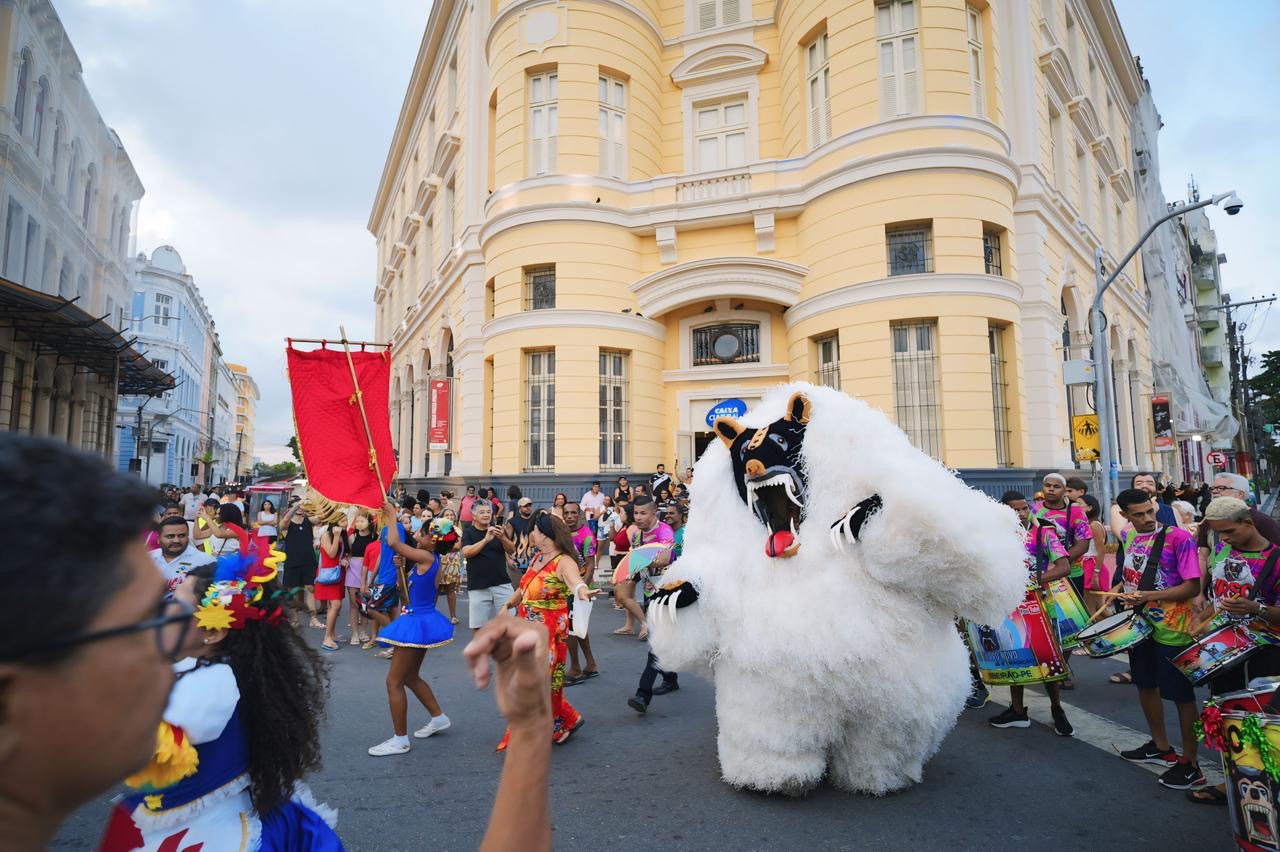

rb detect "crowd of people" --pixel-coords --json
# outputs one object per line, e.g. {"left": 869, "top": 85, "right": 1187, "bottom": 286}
{"left": 969, "top": 468, "right": 1280, "bottom": 806}
{"left": 9, "top": 427, "right": 1279, "bottom": 849}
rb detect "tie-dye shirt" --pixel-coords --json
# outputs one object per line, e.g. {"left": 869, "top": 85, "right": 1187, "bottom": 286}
{"left": 1208, "top": 542, "right": 1280, "bottom": 606}
{"left": 571, "top": 525, "right": 595, "bottom": 568}
{"left": 1024, "top": 523, "right": 1068, "bottom": 580}
{"left": 1120, "top": 525, "right": 1200, "bottom": 645}
{"left": 1033, "top": 501, "right": 1092, "bottom": 578}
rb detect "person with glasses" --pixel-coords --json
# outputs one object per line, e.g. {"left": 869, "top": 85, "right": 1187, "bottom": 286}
{"left": 0, "top": 435, "right": 182, "bottom": 850}
{"left": 98, "top": 556, "right": 339, "bottom": 850}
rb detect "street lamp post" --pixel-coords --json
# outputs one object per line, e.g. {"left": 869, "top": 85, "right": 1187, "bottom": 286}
{"left": 1092, "top": 190, "right": 1243, "bottom": 513}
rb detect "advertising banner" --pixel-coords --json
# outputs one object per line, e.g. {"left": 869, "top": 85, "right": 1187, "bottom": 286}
{"left": 429, "top": 379, "right": 450, "bottom": 451}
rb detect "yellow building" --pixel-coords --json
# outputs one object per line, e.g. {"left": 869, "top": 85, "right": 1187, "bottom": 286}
{"left": 371, "top": 0, "right": 1155, "bottom": 487}
{"left": 226, "top": 362, "right": 259, "bottom": 481}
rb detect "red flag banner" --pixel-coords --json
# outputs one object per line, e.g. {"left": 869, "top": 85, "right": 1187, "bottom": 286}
{"left": 286, "top": 344, "right": 396, "bottom": 509}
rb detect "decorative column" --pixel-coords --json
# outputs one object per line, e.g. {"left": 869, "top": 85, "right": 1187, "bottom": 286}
{"left": 1018, "top": 300, "right": 1073, "bottom": 467}
{"left": 413, "top": 378, "right": 430, "bottom": 476}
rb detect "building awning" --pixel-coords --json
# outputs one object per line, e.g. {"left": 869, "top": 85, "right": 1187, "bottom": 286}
{"left": 0, "top": 277, "right": 175, "bottom": 397}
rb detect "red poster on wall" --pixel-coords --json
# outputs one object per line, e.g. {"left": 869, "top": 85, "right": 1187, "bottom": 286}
{"left": 429, "top": 379, "right": 450, "bottom": 451}
{"left": 1151, "top": 394, "right": 1175, "bottom": 452}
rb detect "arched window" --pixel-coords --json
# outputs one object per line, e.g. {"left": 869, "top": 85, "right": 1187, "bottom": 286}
{"left": 82, "top": 163, "right": 96, "bottom": 226}
{"left": 13, "top": 49, "right": 31, "bottom": 134}
{"left": 32, "top": 78, "right": 48, "bottom": 151}
{"left": 51, "top": 115, "right": 63, "bottom": 174}
{"left": 65, "top": 141, "right": 80, "bottom": 207}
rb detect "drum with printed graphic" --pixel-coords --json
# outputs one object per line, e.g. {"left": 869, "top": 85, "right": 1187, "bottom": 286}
{"left": 964, "top": 585, "right": 1070, "bottom": 686}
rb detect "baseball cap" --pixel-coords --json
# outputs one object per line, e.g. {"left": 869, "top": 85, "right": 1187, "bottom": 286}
{"left": 518, "top": 497, "right": 533, "bottom": 506}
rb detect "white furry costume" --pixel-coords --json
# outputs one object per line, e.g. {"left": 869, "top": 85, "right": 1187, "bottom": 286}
{"left": 647, "top": 383, "right": 1026, "bottom": 795}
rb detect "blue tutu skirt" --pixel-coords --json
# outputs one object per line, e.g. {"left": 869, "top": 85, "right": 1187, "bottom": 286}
{"left": 375, "top": 607, "right": 454, "bottom": 649}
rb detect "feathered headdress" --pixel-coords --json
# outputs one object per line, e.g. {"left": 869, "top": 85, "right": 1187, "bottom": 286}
{"left": 193, "top": 545, "right": 287, "bottom": 632}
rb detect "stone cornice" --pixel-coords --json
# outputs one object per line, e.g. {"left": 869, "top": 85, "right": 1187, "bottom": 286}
{"left": 784, "top": 273, "right": 1023, "bottom": 329}
{"left": 482, "top": 308, "right": 666, "bottom": 341}
{"left": 431, "top": 130, "right": 460, "bottom": 177}
{"left": 1038, "top": 42, "right": 1079, "bottom": 106}
{"left": 630, "top": 256, "right": 806, "bottom": 317}
{"left": 670, "top": 43, "right": 768, "bottom": 88}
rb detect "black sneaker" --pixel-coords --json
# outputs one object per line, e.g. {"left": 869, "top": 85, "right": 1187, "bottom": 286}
{"left": 1051, "top": 705, "right": 1074, "bottom": 737}
{"left": 989, "top": 707, "right": 1030, "bottom": 729}
{"left": 1158, "top": 759, "right": 1207, "bottom": 790}
{"left": 1118, "top": 740, "right": 1178, "bottom": 766}
{"left": 627, "top": 695, "right": 648, "bottom": 714}
{"left": 965, "top": 683, "right": 990, "bottom": 709}
{"left": 652, "top": 680, "right": 679, "bottom": 696}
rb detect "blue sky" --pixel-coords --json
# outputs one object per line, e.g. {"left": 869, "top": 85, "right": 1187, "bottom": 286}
{"left": 54, "top": 1, "right": 1277, "bottom": 462}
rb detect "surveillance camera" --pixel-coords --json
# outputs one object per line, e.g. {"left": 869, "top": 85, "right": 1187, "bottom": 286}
{"left": 1219, "top": 192, "right": 1243, "bottom": 215}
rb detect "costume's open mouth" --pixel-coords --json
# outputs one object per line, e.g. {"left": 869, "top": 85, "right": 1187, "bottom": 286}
{"left": 1246, "top": 801, "right": 1277, "bottom": 845}
{"left": 746, "top": 467, "right": 805, "bottom": 558}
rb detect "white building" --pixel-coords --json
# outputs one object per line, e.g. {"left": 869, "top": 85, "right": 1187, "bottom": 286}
{"left": 115, "top": 246, "right": 217, "bottom": 486}
{"left": 0, "top": 0, "right": 169, "bottom": 453}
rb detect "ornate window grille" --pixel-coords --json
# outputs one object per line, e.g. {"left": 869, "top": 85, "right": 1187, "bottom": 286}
{"left": 983, "top": 230, "right": 1003, "bottom": 276}
{"left": 524, "top": 265, "right": 555, "bottom": 311}
{"left": 692, "top": 323, "right": 759, "bottom": 366}
{"left": 887, "top": 225, "right": 933, "bottom": 275}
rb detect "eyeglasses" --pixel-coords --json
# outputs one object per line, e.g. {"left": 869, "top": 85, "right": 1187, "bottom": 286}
{"left": 1210, "top": 485, "right": 1238, "bottom": 493}
{"left": 5, "top": 598, "right": 194, "bottom": 663}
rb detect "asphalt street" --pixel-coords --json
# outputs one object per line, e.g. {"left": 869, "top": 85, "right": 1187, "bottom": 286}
{"left": 55, "top": 596, "right": 1233, "bottom": 851}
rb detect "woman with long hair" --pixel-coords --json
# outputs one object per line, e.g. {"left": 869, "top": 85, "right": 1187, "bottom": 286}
{"left": 437, "top": 508, "right": 462, "bottom": 624}
{"left": 367, "top": 502, "right": 459, "bottom": 757}
{"left": 497, "top": 510, "right": 600, "bottom": 750}
{"left": 346, "top": 509, "right": 376, "bottom": 646}
{"left": 98, "top": 559, "right": 338, "bottom": 849}
{"left": 204, "top": 503, "right": 250, "bottom": 557}
{"left": 550, "top": 492, "right": 568, "bottom": 519}
{"left": 257, "top": 499, "right": 279, "bottom": 543}
{"left": 316, "top": 523, "right": 348, "bottom": 652}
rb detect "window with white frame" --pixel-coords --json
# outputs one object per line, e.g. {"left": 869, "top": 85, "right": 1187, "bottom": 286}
{"left": 447, "top": 53, "right": 458, "bottom": 117}
{"left": 891, "top": 320, "right": 942, "bottom": 458}
{"left": 815, "top": 334, "right": 840, "bottom": 388}
{"left": 13, "top": 49, "right": 30, "bottom": 135}
{"left": 440, "top": 179, "right": 455, "bottom": 263}
{"left": 154, "top": 293, "right": 172, "bottom": 327}
{"left": 526, "top": 349, "right": 555, "bottom": 471}
{"left": 1047, "top": 99, "right": 1064, "bottom": 188}
{"left": 967, "top": 5, "right": 985, "bottom": 116}
{"left": 599, "top": 350, "right": 627, "bottom": 469}
{"left": 989, "top": 325, "right": 1012, "bottom": 466}
{"left": 32, "top": 78, "right": 47, "bottom": 152}
{"left": 696, "top": 0, "right": 741, "bottom": 31}
{"left": 806, "top": 32, "right": 831, "bottom": 147}
{"left": 598, "top": 75, "right": 627, "bottom": 179}
{"left": 3, "top": 200, "right": 21, "bottom": 278}
{"left": 876, "top": 0, "right": 919, "bottom": 118}
{"left": 528, "top": 71, "right": 558, "bottom": 177}
{"left": 693, "top": 99, "right": 748, "bottom": 171}
{"left": 1075, "top": 144, "right": 1088, "bottom": 215}
{"left": 1096, "top": 175, "right": 1107, "bottom": 245}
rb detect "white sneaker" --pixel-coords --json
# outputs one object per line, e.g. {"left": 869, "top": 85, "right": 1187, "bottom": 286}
{"left": 414, "top": 715, "right": 451, "bottom": 738}
{"left": 368, "top": 737, "right": 410, "bottom": 756}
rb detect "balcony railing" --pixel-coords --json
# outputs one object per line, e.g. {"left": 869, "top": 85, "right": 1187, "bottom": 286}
{"left": 676, "top": 171, "right": 751, "bottom": 202}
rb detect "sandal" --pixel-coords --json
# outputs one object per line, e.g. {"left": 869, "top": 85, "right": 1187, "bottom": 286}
{"left": 320, "top": 642, "right": 339, "bottom": 652}
{"left": 580, "top": 670, "right": 600, "bottom": 680}
{"left": 350, "top": 636, "right": 362, "bottom": 646}
{"left": 1109, "top": 671, "right": 1133, "bottom": 685}
{"left": 564, "top": 673, "right": 585, "bottom": 687}
{"left": 375, "top": 648, "right": 393, "bottom": 659}
{"left": 1186, "top": 786, "right": 1228, "bottom": 805}
{"left": 637, "top": 630, "right": 648, "bottom": 642}
{"left": 613, "top": 627, "right": 635, "bottom": 636}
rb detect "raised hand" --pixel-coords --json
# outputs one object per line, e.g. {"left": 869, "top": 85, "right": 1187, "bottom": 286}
{"left": 829, "top": 494, "right": 884, "bottom": 550}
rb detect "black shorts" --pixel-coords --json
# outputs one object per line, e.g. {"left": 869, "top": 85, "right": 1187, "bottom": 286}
{"left": 283, "top": 562, "right": 317, "bottom": 589}
{"left": 1129, "top": 639, "right": 1196, "bottom": 704}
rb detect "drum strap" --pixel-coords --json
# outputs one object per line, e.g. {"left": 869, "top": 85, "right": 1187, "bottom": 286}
{"left": 1135, "top": 525, "right": 1170, "bottom": 593}
{"left": 1246, "top": 547, "right": 1280, "bottom": 603}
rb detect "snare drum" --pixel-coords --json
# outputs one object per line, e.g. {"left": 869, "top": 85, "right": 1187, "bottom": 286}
{"left": 1074, "top": 609, "right": 1153, "bottom": 658}
{"left": 964, "top": 586, "right": 1070, "bottom": 686}
{"left": 1043, "top": 578, "right": 1090, "bottom": 649}
{"left": 1172, "top": 616, "right": 1276, "bottom": 687}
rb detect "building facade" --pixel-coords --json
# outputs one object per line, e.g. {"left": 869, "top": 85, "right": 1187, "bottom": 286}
{"left": 0, "top": 0, "right": 169, "bottom": 454}
{"left": 371, "top": 0, "right": 1159, "bottom": 487}
{"left": 115, "top": 246, "right": 218, "bottom": 486}
{"left": 227, "top": 362, "right": 259, "bottom": 482}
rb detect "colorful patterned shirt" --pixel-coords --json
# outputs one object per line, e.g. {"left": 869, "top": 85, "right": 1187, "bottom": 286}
{"left": 1120, "top": 525, "right": 1200, "bottom": 645}
{"left": 571, "top": 525, "right": 595, "bottom": 568}
{"left": 1208, "top": 542, "right": 1280, "bottom": 607}
{"left": 1023, "top": 523, "right": 1068, "bottom": 580}
{"left": 1033, "top": 501, "right": 1092, "bottom": 578}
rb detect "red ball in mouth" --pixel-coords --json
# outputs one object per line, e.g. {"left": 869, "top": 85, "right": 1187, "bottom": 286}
{"left": 766, "top": 529, "right": 796, "bottom": 558}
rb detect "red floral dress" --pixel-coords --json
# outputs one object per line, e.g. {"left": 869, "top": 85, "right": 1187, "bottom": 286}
{"left": 496, "top": 552, "right": 581, "bottom": 751}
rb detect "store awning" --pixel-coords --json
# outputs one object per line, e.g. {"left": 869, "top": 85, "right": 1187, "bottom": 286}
{"left": 0, "top": 277, "right": 175, "bottom": 397}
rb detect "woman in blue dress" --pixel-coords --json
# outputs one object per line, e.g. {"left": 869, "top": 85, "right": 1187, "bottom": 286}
{"left": 367, "top": 506, "right": 460, "bottom": 756}
{"left": 98, "top": 555, "right": 341, "bottom": 851}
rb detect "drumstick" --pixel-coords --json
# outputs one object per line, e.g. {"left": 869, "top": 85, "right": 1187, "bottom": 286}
{"left": 1087, "top": 599, "right": 1114, "bottom": 623}
{"left": 1092, "top": 591, "right": 1125, "bottom": 599}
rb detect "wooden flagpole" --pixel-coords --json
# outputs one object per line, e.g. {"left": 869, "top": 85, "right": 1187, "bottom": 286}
{"left": 337, "top": 325, "right": 389, "bottom": 497}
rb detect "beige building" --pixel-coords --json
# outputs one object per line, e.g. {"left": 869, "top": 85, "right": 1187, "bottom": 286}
{"left": 227, "top": 362, "right": 259, "bottom": 481}
{"left": 371, "top": 0, "right": 1157, "bottom": 487}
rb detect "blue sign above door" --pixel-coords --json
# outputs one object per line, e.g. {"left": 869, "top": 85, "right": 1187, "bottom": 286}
{"left": 705, "top": 398, "right": 748, "bottom": 427}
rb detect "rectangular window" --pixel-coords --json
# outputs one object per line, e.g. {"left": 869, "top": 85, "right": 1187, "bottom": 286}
{"left": 440, "top": 180, "right": 455, "bottom": 263}
{"left": 983, "top": 230, "right": 1003, "bottom": 276}
{"left": 891, "top": 320, "right": 942, "bottom": 458}
{"left": 989, "top": 325, "right": 1012, "bottom": 466}
{"left": 692, "top": 323, "right": 760, "bottom": 366}
{"left": 447, "top": 53, "right": 458, "bottom": 116}
{"left": 524, "top": 265, "right": 556, "bottom": 310}
{"left": 1047, "top": 99, "right": 1063, "bottom": 187}
{"left": 528, "top": 72, "right": 558, "bottom": 177}
{"left": 967, "top": 6, "right": 985, "bottom": 116}
{"left": 598, "top": 75, "right": 627, "bottom": 179}
{"left": 815, "top": 334, "right": 840, "bottom": 388}
{"left": 1096, "top": 175, "right": 1107, "bottom": 245}
{"left": 806, "top": 32, "right": 831, "bottom": 147}
{"left": 526, "top": 349, "right": 556, "bottom": 471}
{"left": 886, "top": 223, "right": 933, "bottom": 275}
{"left": 599, "top": 350, "right": 627, "bottom": 469}
{"left": 21, "top": 218, "right": 37, "bottom": 284}
{"left": 3, "top": 200, "right": 20, "bottom": 278}
{"left": 697, "top": 0, "right": 741, "bottom": 31}
{"left": 876, "top": 0, "right": 919, "bottom": 118}
{"left": 154, "top": 293, "right": 172, "bottom": 327}
{"left": 694, "top": 99, "right": 748, "bottom": 171}
{"left": 1075, "top": 144, "right": 1088, "bottom": 215}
